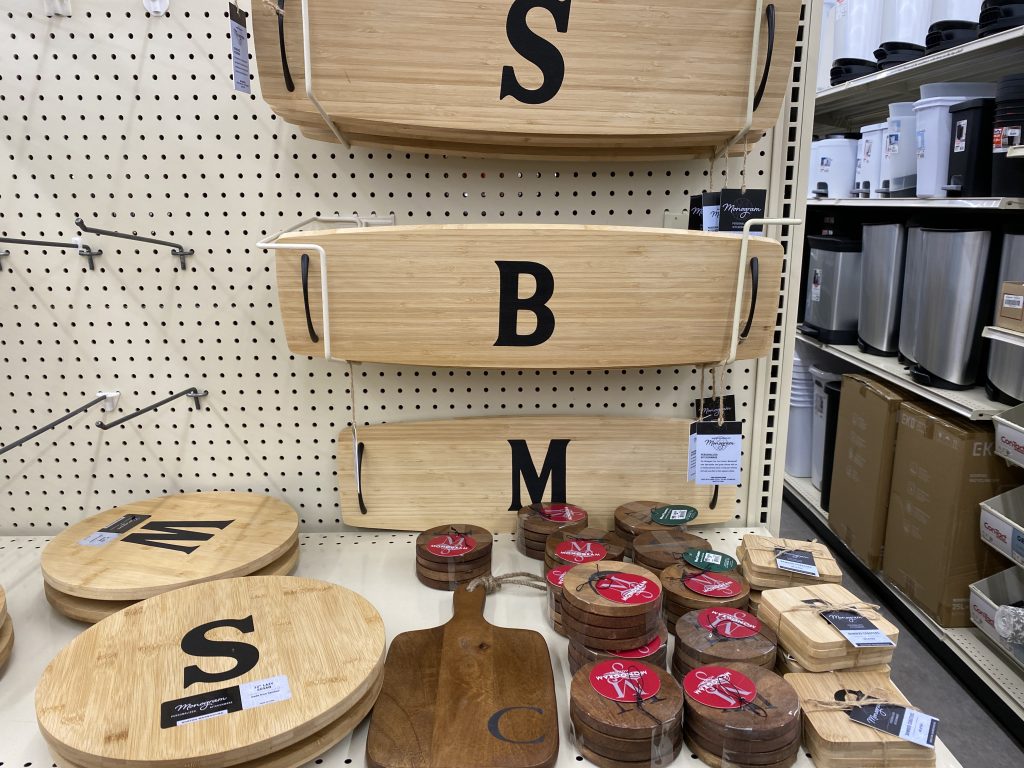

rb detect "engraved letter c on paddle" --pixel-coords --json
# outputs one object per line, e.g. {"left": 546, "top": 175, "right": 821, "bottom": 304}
{"left": 487, "top": 706, "right": 546, "bottom": 744}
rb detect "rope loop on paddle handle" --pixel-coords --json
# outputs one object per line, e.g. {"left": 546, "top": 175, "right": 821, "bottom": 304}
{"left": 467, "top": 572, "right": 547, "bottom": 594}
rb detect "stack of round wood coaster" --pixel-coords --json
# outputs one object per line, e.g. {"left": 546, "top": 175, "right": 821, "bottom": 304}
{"left": 682, "top": 662, "right": 802, "bottom": 768}
{"left": 613, "top": 500, "right": 696, "bottom": 557}
{"left": 0, "top": 585, "right": 13, "bottom": 672}
{"left": 516, "top": 502, "right": 588, "bottom": 560}
{"left": 546, "top": 564, "right": 574, "bottom": 636}
{"left": 568, "top": 621, "right": 670, "bottom": 675}
{"left": 571, "top": 660, "right": 683, "bottom": 768}
{"left": 36, "top": 575, "right": 387, "bottom": 768}
{"left": 632, "top": 529, "right": 712, "bottom": 574}
{"left": 786, "top": 670, "right": 935, "bottom": 768}
{"left": 737, "top": 534, "right": 843, "bottom": 591}
{"left": 757, "top": 583, "right": 898, "bottom": 672}
{"left": 561, "top": 562, "right": 664, "bottom": 651}
{"left": 671, "top": 607, "right": 777, "bottom": 678}
{"left": 415, "top": 523, "right": 492, "bottom": 590}
{"left": 40, "top": 492, "right": 300, "bottom": 623}
{"left": 748, "top": 588, "right": 764, "bottom": 613}
{"left": 661, "top": 563, "right": 750, "bottom": 627}
{"left": 544, "top": 527, "right": 626, "bottom": 572}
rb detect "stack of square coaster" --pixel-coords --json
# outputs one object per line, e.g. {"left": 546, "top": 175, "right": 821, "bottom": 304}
{"left": 672, "top": 607, "right": 777, "bottom": 678}
{"left": 757, "top": 583, "right": 898, "bottom": 672}
{"left": 516, "top": 502, "right": 588, "bottom": 560}
{"left": 738, "top": 534, "right": 843, "bottom": 591}
{"left": 561, "top": 562, "right": 664, "bottom": 651}
{"left": 786, "top": 670, "right": 936, "bottom": 768}
{"left": 545, "top": 527, "right": 626, "bottom": 571}
{"left": 568, "top": 620, "right": 670, "bottom": 674}
{"left": 415, "top": 523, "right": 493, "bottom": 591}
{"left": 571, "top": 660, "right": 683, "bottom": 767}
{"left": 0, "top": 585, "right": 12, "bottom": 673}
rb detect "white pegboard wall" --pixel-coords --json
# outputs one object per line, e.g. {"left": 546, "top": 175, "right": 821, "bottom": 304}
{"left": 1, "top": 1, "right": 789, "bottom": 534}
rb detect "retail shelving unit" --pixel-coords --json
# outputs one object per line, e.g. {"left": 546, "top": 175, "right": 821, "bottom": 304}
{"left": 983, "top": 326, "right": 1024, "bottom": 350}
{"left": 807, "top": 197, "right": 1024, "bottom": 209}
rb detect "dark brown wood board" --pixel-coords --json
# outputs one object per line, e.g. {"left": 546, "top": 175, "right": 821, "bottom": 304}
{"left": 366, "top": 586, "right": 558, "bottom": 768}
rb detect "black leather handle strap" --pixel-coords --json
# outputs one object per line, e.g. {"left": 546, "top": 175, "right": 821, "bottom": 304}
{"left": 278, "top": 0, "right": 295, "bottom": 92}
{"left": 357, "top": 441, "right": 367, "bottom": 514}
{"left": 740, "top": 256, "right": 759, "bottom": 340}
{"left": 752, "top": 4, "right": 776, "bottom": 112}
{"left": 300, "top": 253, "right": 319, "bottom": 343}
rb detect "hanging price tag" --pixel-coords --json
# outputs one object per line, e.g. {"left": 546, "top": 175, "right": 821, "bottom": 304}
{"left": 820, "top": 610, "right": 896, "bottom": 648}
{"left": 774, "top": 547, "right": 819, "bottom": 577}
{"left": 688, "top": 421, "right": 742, "bottom": 485}
{"left": 847, "top": 704, "right": 938, "bottom": 748}
{"left": 229, "top": 4, "right": 251, "bottom": 95}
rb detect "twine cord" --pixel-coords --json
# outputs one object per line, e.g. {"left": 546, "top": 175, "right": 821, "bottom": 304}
{"left": 467, "top": 572, "right": 546, "bottom": 594}
{"left": 258, "top": 0, "right": 284, "bottom": 16}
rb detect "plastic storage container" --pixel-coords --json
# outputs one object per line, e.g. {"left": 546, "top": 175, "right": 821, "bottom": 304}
{"left": 785, "top": 350, "right": 814, "bottom": 478}
{"left": 881, "top": 0, "right": 935, "bottom": 47}
{"left": 808, "top": 136, "right": 859, "bottom": 199}
{"left": 818, "top": 0, "right": 839, "bottom": 92}
{"left": 881, "top": 103, "right": 918, "bottom": 197}
{"left": 931, "top": 0, "right": 984, "bottom": 23}
{"left": 810, "top": 366, "right": 843, "bottom": 491}
{"left": 834, "top": 0, "right": 885, "bottom": 63}
{"left": 945, "top": 98, "right": 996, "bottom": 196}
{"left": 992, "top": 74, "right": 1024, "bottom": 197}
{"left": 855, "top": 122, "right": 886, "bottom": 197}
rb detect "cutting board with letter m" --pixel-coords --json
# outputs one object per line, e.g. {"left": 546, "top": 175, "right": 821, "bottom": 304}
{"left": 339, "top": 416, "right": 737, "bottom": 530}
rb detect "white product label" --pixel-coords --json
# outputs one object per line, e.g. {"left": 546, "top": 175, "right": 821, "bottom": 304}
{"left": 240, "top": 675, "right": 292, "bottom": 709}
{"left": 229, "top": 4, "right": 251, "bottom": 95}
{"left": 702, "top": 206, "right": 720, "bottom": 233}
{"left": 954, "top": 120, "right": 967, "bottom": 153}
{"left": 1004, "top": 293, "right": 1024, "bottom": 310}
{"left": 916, "top": 129, "right": 926, "bottom": 158}
{"left": 78, "top": 532, "right": 118, "bottom": 547}
{"left": 775, "top": 548, "right": 820, "bottom": 577}
{"left": 886, "top": 129, "right": 900, "bottom": 156}
{"left": 898, "top": 710, "right": 940, "bottom": 748}
{"left": 811, "top": 268, "right": 822, "bottom": 302}
{"left": 688, "top": 423, "right": 742, "bottom": 486}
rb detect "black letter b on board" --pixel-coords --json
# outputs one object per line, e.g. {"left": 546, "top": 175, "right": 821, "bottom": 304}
{"left": 500, "top": 0, "right": 572, "bottom": 105}
{"left": 495, "top": 261, "right": 555, "bottom": 347}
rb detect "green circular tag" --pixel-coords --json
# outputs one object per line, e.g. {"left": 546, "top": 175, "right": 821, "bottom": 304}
{"left": 682, "top": 548, "right": 738, "bottom": 572}
{"left": 650, "top": 505, "right": 698, "bottom": 526}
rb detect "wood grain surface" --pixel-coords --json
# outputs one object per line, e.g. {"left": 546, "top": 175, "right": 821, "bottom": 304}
{"left": 42, "top": 541, "right": 301, "bottom": 624}
{"left": 0, "top": 615, "right": 12, "bottom": 672}
{"left": 275, "top": 225, "right": 783, "bottom": 366}
{"left": 365, "top": 586, "right": 558, "bottom": 768}
{"left": 562, "top": 562, "right": 663, "bottom": 618}
{"left": 339, "top": 416, "right": 735, "bottom": 531}
{"left": 673, "top": 611, "right": 777, "bottom": 666}
{"left": 36, "top": 576, "right": 386, "bottom": 768}
{"left": 739, "top": 536, "right": 843, "bottom": 590}
{"left": 41, "top": 492, "right": 300, "bottom": 600}
{"left": 632, "top": 530, "right": 712, "bottom": 573}
{"left": 252, "top": 1, "right": 800, "bottom": 156}
{"left": 569, "top": 661, "right": 683, "bottom": 740}
{"left": 612, "top": 502, "right": 674, "bottom": 538}
{"left": 415, "top": 524, "right": 494, "bottom": 564}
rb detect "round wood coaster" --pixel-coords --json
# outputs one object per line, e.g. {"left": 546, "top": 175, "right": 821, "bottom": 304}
{"left": 414, "top": 554, "right": 491, "bottom": 575}
{"left": 547, "top": 528, "right": 626, "bottom": 565}
{"left": 44, "top": 540, "right": 302, "bottom": 624}
{"left": 613, "top": 501, "right": 673, "bottom": 538}
{"left": 683, "top": 727, "right": 800, "bottom": 768}
{"left": 49, "top": 671, "right": 385, "bottom": 768}
{"left": 573, "top": 717, "right": 682, "bottom": 763}
{"left": 561, "top": 598, "right": 663, "bottom": 631}
{"left": 42, "top": 492, "right": 300, "bottom": 601}
{"left": 0, "top": 615, "right": 13, "bottom": 672}
{"left": 632, "top": 530, "right": 712, "bottom": 573}
{"left": 661, "top": 564, "right": 750, "bottom": 612}
{"left": 684, "top": 710, "right": 801, "bottom": 757}
{"left": 518, "top": 502, "right": 589, "bottom": 536}
{"left": 564, "top": 621, "right": 660, "bottom": 652}
{"left": 674, "top": 609, "right": 777, "bottom": 667}
{"left": 36, "top": 575, "right": 387, "bottom": 768}
{"left": 562, "top": 562, "right": 663, "bottom": 618}
{"left": 415, "top": 569, "right": 487, "bottom": 591}
{"left": 415, "top": 558, "right": 491, "bottom": 583}
{"left": 570, "top": 661, "right": 683, "bottom": 740}
{"left": 576, "top": 740, "right": 683, "bottom": 768}
{"left": 414, "top": 524, "right": 493, "bottom": 565}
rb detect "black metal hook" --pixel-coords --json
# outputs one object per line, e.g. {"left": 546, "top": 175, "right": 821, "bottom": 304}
{"left": 95, "top": 387, "right": 207, "bottom": 430}
{"left": 0, "top": 392, "right": 117, "bottom": 457}
{"left": 0, "top": 236, "right": 102, "bottom": 270}
{"left": 75, "top": 217, "right": 194, "bottom": 269}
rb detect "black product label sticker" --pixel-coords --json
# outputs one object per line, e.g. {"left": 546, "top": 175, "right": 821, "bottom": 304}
{"left": 161, "top": 675, "right": 291, "bottom": 728}
{"left": 694, "top": 395, "right": 737, "bottom": 422}
{"left": 101, "top": 514, "right": 151, "bottom": 534}
{"left": 774, "top": 547, "right": 819, "bottom": 577}
{"left": 848, "top": 704, "right": 938, "bottom": 748}
{"left": 821, "top": 610, "right": 896, "bottom": 648}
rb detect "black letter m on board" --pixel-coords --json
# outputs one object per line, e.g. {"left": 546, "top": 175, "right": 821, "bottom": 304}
{"left": 123, "top": 520, "right": 235, "bottom": 555}
{"left": 508, "top": 439, "right": 570, "bottom": 510}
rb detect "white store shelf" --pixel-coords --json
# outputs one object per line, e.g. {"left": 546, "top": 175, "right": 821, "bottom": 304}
{"left": 814, "top": 26, "right": 1024, "bottom": 130}
{"left": 807, "top": 197, "right": 1024, "bottom": 210}
{"left": 796, "top": 332, "right": 1004, "bottom": 420}
{"left": 984, "top": 326, "right": 1024, "bottom": 351}
{"left": 0, "top": 531, "right": 962, "bottom": 768}
{"left": 784, "top": 474, "right": 1024, "bottom": 730}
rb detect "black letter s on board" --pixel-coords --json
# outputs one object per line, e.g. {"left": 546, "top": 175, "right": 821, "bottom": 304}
{"left": 500, "top": 0, "right": 571, "bottom": 105}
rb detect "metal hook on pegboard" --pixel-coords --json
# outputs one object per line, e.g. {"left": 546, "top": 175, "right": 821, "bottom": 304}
{"left": 0, "top": 391, "right": 119, "bottom": 457}
{"left": 0, "top": 235, "right": 102, "bottom": 270}
{"left": 44, "top": 0, "right": 72, "bottom": 18}
{"left": 95, "top": 387, "right": 208, "bottom": 431}
{"left": 75, "top": 217, "right": 194, "bottom": 270}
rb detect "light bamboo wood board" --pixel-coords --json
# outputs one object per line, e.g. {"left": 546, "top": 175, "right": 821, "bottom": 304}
{"left": 0, "top": 615, "right": 12, "bottom": 672}
{"left": 252, "top": 0, "right": 800, "bottom": 157}
{"left": 41, "top": 492, "right": 300, "bottom": 601}
{"left": 338, "top": 416, "right": 737, "bottom": 530}
{"left": 36, "top": 576, "right": 387, "bottom": 768}
{"left": 275, "top": 225, "right": 782, "bottom": 366}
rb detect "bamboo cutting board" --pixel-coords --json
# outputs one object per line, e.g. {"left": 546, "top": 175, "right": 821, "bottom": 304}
{"left": 365, "top": 586, "right": 558, "bottom": 768}
{"left": 41, "top": 492, "right": 299, "bottom": 601}
{"left": 252, "top": 1, "right": 800, "bottom": 157}
{"left": 36, "top": 576, "right": 386, "bottom": 768}
{"left": 338, "top": 416, "right": 736, "bottom": 530}
{"left": 275, "top": 225, "right": 783, "bottom": 366}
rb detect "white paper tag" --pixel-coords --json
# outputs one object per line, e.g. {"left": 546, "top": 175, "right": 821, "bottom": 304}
{"left": 229, "top": 4, "right": 251, "bottom": 95}
{"left": 848, "top": 704, "right": 938, "bottom": 748}
{"left": 240, "top": 675, "right": 292, "bottom": 709}
{"left": 702, "top": 205, "right": 720, "bottom": 233}
{"left": 821, "top": 610, "right": 896, "bottom": 648}
{"left": 775, "top": 547, "right": 820, "bottom": 577}
{"left": 811, "top": 269, "right": 822, "bottom": 302}
{"left": 688, "top": 422, "right": 742, "bottom": 485}
{"left": 78, "top": 531, "right": 119, "bottom": 547}
{"left": 1004, "top": 294, "right": 1024, "bottom": 310}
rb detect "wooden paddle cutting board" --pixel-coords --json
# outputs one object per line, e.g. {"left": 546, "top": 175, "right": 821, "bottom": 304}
{"left": 338, "top": 416, "right": 736, "bottom": 530}
{"left": 275, "top": 224, "right": 783, "bottom": 366}
{"left": 366, "top": 586, "right": 558, "bottom": 768}
{"left": 41, "top": 492, "right": 299, "bottom": 601}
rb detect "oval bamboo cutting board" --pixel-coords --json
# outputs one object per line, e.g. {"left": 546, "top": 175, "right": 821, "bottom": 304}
{"left": 275, "top": 225, "right": 783, "bottom": 366}
{"left": 36, "top": 576, "right": 386, "bottom": 768}
{"left": 252, "top": 1, "right": 801, "bottom": 158}
{"left": 41, "top": 492, "right": 300, "bottom": 601}
{"left": 0, "top": 586, "right": 12, "bottom": 672}
{"left": 366, "top": 586, "right": 558, "bottom": 768}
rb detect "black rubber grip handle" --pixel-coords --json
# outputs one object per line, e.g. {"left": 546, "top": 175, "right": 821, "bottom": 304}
{"left": 278, "top": 0, "right": 295, "bottom": 92}
{"left": 357, "top": 441, "right": 367, "bottom": 514}
{"left": 740, "top": 256, "right": 759, "bottom": 340}
{"left": 752, "top": 4, "right": 775, "bottom": 112}
{"left": 710, "top": 485, "right": 720, "bottom": 510}
{"left": 300, "top": 253, "right": 319, "bottom": 344}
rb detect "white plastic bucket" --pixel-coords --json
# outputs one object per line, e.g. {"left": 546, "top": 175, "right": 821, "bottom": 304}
{"left": 914, "top": 96, "right": 970, "bottom": 197}
{"left": 855, "top": 122, "right": 886, "bottom": 197}
{"left": 834, "top": 0, "right": 885, "bottom": 62}
{"left": 809, "top": 137, "right": 859, "bottom": 199}
{"left": 810, "top": 366, "right": 843, "bottom": 490}
{"left": 818, "top": 0, "right": 839, "bottom": 93}
{"left": 920, "top": 82, "right": 998, "bottom": 100}
{"left": 786, "top": 403, "right": 814, "bottom": 478}
{"left": 931, "top": 0, "right": 984, "bottom": 24}
{"left": 881, "top": 0, "right": 933, "bottom": 47}
{"left": 882, "top": 104, "right": 918, "bottom": 195}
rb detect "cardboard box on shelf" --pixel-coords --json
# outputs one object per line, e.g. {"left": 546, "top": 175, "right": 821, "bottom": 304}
{"left": 827, "top": 375, "right": 910, "bottom": 572}
{"left": 883, "top": 402, "right": 1024, "bottom": 628}
{"left": 996, "top": 281, "right": 1024, "bottom": 333}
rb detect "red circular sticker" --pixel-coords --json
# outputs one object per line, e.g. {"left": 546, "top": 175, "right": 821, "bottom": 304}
{"left": 611, "top": 633, "right": 665, "bottom": 659}
{"left": 683, "top": 572, "right": 743, "bottom": 598}
{"left": 589, "top": 660, "right": 662, "bottom": 703}
{"left": 683, "top": 666, "right": 758, "bottom": 710}
{"left": 697, "top": 607, "right": 762, "bottom": 639}
{"left": 546, "top": 565, "right": 574, "bottom": 587}
{"left": 425, "top": 534, "right": 477, "bottom": 558}
{"left": 537, "top": 503, "right": 587, "bottom": 522}
{"left": 593, "top": 572, "right": 661, "bottom": 605}
{"left": 555, "top": 539, "right": 607, "bottom": 564}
